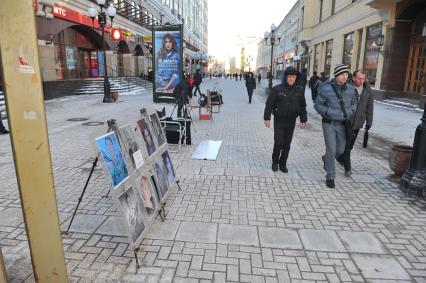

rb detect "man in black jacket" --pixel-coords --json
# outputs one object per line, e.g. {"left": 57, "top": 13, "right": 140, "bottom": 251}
{"left": 193, "top": 69, "right": 203, "bottom": 97}
{"left": 264, "top": 66, "right": 307, "bottom": 173}
{"left": 174, "top": 76, "right": 191, "bottom": 118}
{"left": 308, "top": 71, "right": 320, "bottom": 102}
{"left": 245, "top": 72, "right": 256, "bottom": 104}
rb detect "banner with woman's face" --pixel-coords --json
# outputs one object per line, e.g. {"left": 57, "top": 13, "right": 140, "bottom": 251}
{"left": 153, "top": 25, "right": 183, "bottom": 103}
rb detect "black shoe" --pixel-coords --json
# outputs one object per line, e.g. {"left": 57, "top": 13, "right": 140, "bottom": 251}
{"left": 279, "top": 166, "right": 288, "bottom": 173}
{"left": 272, "top": 163, "right": 278, "bottom": 172}
{"left": 0, "top": 129, "right": 9, "bottom": 135}
{"left": 326, "top": 179, "right": 335, "bottom": 188}
{"left": 336, "top": 157, "right": 344, "bottom": 167}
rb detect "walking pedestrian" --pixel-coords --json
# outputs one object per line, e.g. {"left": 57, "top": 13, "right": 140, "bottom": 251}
{"left": 193, "top": 69, "right": 202, "bottom": 97}
{"left": 188, "top": 74, "right": 195, "bottom": 96}
{"left": 264, "top": 66, "right": 307, "bottom": 173}
{"left": 319, "top": 72, "right": 328, "bottom": 83}
{"left": 314, "top": 64, "right": 357, "bottom": 188}
{"left": 337, "top": 69, "right": 374, "bottom": 175}
{"left": 308, "top": 71, "right": 320, "bottom": 102}
{"left": 174, "top": 76, "right": 191, "bottom": 118}
{"left": 257, "top": 73, "right": 261, "bottom": 84}
{"left": 300, "top": 68, "right": 308, "bottom": 94}
{"left": 245, "top": 72, "right": 256, "bottom": 104}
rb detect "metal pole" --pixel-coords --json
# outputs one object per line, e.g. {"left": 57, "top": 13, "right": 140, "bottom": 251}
{"left": 0, "top": 0, "right": 69, "bottom": 281}
{"left": 100, "top": 11, "right": 113, "bottom": 103}
{"left": 400, "top": 102, "right": 426, "bottom": 195}
{"left": 269, "top": 37, "right": 274, "bottom": 90}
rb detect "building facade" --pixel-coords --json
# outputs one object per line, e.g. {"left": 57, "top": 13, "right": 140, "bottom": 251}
{"left": 256, "top": 0, "right": 426, "bottom": 103}
{"left": 256, "top": 2, "right": 299, "bottom": 79}
{"left": 35, "top": 0, "right": 207, "bottom": 95}
{"left": 275, "top": 1, "right": 300, "bottom": 79}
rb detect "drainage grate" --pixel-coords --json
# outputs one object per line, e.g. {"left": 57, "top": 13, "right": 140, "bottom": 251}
{"left": 67, "top": 118, "right": 89, "bottom": 122}
{"left": 82, "top": 121, "right": 105, "bottom": 126}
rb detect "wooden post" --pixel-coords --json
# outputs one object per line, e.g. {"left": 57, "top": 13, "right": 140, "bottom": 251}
{"left": 0, "top": 0, "right": 69, "bottom": 282}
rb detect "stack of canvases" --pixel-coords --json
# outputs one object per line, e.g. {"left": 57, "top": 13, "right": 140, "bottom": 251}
{"left": 95, "top": 110, "right": 176, "bottom": 248}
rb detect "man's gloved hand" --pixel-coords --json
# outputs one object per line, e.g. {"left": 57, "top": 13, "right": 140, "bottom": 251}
{"left": 365, "top": 124, "right": 371, "bottom": 131}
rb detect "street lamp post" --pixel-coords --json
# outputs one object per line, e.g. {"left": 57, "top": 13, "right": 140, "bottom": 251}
{"left": 88, "top": 0, "right": 116, "bottom": 103}
{"left": 400, "top": 103, "right": 426, "bottom": 196}
{"left": 399, "top": 23, "right": 426, "bottom": 197}
{"left": 264, "top": 24, "right": 282, "bottom": 94}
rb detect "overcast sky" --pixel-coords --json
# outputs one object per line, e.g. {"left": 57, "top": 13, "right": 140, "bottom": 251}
{"left": 208, "top": 0, "right": 298, "bottom": 61}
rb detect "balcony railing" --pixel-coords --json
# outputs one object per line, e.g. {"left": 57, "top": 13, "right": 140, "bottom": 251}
{"left": 93, "top": 0, "right": 161, "bottom": 30}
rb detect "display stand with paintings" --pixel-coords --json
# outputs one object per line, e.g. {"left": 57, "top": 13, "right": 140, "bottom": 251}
{"left": 77, "top": 109, "right": 181, "bottom": 269}
{"left": 63, "top": 119, "right": 118, "bottom": 235}
{"left": 138, "top": 108, "right": 181, "bottom": 221}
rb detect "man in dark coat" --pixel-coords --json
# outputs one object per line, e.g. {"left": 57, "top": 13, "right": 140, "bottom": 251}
{"left": 308, "top": 71, "right": 320, "bottom": 102}
{"left": 245, "top": 72, "right": 256, "bottom": 104}
{"left": 264, "top": 66, "right": 307, "bottom": 173}
{"left": 257, "top": 73, "right": 261, "bottom": 83}
{"left": 337, "top": 69, "right": 374, "bottom": 175}
{"left": 314, "top": 64, "right": 357, "bottom": 188}
{"left": 193, "top": 69, "right": 203, "bottom": 97}
{"left": 174, "top": 76, "right": 191, "bottom": 118}
{"left": 319, "top": 72, "right": 328, "bottom": 83}
{"left": 300, "top": 68, "right": 308, "bottom": 94}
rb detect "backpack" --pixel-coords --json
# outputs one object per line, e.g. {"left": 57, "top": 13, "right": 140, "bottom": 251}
{"left": 198, "top": 94, "right": 208, "bottom": 107}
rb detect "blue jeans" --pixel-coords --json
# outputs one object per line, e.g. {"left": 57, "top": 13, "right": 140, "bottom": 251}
{"left": 322, "top": 121, "right": 346, "bottom": 180}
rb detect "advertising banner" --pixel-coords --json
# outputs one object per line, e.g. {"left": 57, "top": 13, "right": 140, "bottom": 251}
{"left": 152, "top": 24, "right": 183, "bottom": 103}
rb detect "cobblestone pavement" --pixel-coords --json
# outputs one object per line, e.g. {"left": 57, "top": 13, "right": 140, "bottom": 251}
{"left": 0, "top": 78, "right": 425, "bottom": 282}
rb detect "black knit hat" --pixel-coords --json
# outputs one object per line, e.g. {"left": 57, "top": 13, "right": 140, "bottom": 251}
{"left": 284, "top": 66, "right": 299, "bottom": 75}
{"left": 334, "top": 64, "right": 349, "bottom": 77}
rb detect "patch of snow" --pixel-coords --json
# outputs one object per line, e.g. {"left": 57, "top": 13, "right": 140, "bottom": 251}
{"left": 376, "top": 100, "right": 423, "bottom": 113}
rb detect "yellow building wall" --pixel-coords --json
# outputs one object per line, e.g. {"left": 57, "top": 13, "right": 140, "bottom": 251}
{"left": 300, "top": 0, "right": 385, "bottom": 87}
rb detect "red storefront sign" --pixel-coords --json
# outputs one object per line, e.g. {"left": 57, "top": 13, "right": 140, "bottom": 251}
{"left": 52, "top": 4, "right": 101, "bottom": 30}
{"left": 35, "top": 2, "right": 134, "bottom": 41}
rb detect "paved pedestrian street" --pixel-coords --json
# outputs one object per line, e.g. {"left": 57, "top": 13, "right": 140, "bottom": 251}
{"left": 0, "top": 79, "right": 425, "bottom": 282}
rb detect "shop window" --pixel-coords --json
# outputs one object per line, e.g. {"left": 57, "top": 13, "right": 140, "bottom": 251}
{"left": 53, "top": 28, "right": 101, "bottom": 80}
{"left": 324, "top": 39, "right": 333, "bottom": 77}
{"left": 342, "top": 32, "right": 354, "bottom": 69}
{"left": 364, "top": 23, "right": 382, "bottom": 86}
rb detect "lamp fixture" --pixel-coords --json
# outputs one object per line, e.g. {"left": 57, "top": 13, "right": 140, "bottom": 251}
{"left": 372, "top": 34, "right": 385, "bottom": 55}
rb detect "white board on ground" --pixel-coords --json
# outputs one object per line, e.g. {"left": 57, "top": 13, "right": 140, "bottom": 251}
{"left": 191, "top": 140, "right": 223, "bottom": 160}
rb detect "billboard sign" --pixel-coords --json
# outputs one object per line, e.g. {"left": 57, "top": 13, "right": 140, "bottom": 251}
{"left": 152, "top": 24, "right": 183, "bottom": 103}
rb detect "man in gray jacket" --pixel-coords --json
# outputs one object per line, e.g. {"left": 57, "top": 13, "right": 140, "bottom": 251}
{"left": 338, "top": 69, "right": 374, "bottom": 174}
{"left": 314, "top": 64, "right": 357, "bottom": 188}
